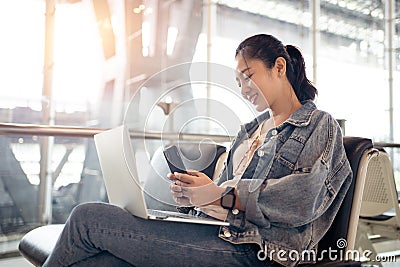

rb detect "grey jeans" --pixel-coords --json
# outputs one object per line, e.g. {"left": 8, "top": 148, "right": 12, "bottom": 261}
{"left": 43, "top": 202, "right": 271, "bottom": 267}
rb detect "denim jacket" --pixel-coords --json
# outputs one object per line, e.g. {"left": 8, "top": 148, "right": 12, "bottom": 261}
{"left": 217, "top": 100, "right": 352, "bottom": 267}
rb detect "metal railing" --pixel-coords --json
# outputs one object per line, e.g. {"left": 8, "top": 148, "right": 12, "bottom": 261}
{"left": 0, "top": 122, "right": 233, "bottom": 142}
{"left": 374, "top": 141, "right": 400, "bottom": 148}
{"left": 2, "top": 122, "right": 399, "bottom": 147}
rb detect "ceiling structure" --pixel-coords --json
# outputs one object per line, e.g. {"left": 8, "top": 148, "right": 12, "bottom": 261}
{"left": 215, "top": 0, "right": 399, "bottom": 57}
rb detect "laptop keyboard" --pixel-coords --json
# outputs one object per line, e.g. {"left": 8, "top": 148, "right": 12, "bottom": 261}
{"left": 147, "top": 209, "right": 229, "bottom": 226}
{"left": 148, "top": 209, "right": 199, "bottom": 219}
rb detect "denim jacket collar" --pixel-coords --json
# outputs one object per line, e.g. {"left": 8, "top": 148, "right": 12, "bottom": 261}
{"left": 284, "top": 100, "right": 316, "bottom": 127}
{"left": 240, "top": 100, "right": 317, "bottom": 136}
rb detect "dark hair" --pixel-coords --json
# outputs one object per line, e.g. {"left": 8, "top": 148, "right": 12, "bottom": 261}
{"left": 235, "top": 34, "right": 317, "bottom": 102}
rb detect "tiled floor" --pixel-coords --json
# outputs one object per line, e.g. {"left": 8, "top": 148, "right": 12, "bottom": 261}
{"left": 0, "top": 257, "right": 33, "bottom": 267}
{"left": 0, "top": 236, "right": 33, "bottom": 267}
{"left": 1, "top": 254, "right": 399, "bottom": 266}
{"left": 364, "top": 239, "right": 400, "bottom": 266}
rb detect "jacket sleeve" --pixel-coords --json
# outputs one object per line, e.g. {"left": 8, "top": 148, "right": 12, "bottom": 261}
{"left": 235, "top": 116, "right": 352, "bottom": 228}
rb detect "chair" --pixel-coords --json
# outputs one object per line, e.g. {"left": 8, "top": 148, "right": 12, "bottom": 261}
{"left": 18, "top": 137, "right": 376, "bottom": 266}
{"left": 308, "top": 136, "right": 378, "bottom": 266}
{"left": 18, "top": 224, "right": 65, "bottom": 266}
{"left": 355, "top": 148, "right": 400, "bottom": 265}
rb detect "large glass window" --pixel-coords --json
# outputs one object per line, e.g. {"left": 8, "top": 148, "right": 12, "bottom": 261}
{"left": 318, "top": 0, "right": 388, "bottom": 140}
{"left": 392, "top": 0, "right": 400, "bottom": 186}
{"left": 0, "top": 1, "right": 110, "bottom": 250}
{"left": 0, "top": 1, "right": 45, "bottom": 107}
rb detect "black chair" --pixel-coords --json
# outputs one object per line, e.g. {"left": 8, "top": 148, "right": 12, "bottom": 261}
{"left": 307, "top": 136, "right": 378, "bottom": 266}
{"left": 18, "top": 224, "right": 65, "bottom": 266}
{"left": 19, "top": 137, "right": 376, "bottom": 266}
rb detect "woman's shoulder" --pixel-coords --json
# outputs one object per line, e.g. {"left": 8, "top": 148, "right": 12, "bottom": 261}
{"left": 287, "top": 101, "right": 336, "bottom": 128}
{"left": 307, "top": 109, "right": 344, "bottom": 146}
{"left": 311, "top": 108, "right": 341, "bottom": 128}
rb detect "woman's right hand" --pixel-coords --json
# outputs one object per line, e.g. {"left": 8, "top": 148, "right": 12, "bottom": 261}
{"left": 167, "top": 171, "right": 225, "bottom": 207}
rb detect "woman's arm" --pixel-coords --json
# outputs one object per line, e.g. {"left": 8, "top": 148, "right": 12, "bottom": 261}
{"left": 236, "top": 116, "right": 352, "bottom": 228}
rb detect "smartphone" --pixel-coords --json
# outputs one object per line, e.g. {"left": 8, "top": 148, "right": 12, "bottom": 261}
{"left": 163, "top": 145, "right": 188, "bottom": 174}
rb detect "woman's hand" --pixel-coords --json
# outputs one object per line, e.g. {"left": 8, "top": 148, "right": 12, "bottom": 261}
{"left": 168, "top": 170, "right": 225, "bottom": 207}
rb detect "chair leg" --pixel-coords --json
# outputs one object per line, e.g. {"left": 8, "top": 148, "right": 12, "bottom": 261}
{"left": 355, "top": 223, "right": 382, "bottom": 267}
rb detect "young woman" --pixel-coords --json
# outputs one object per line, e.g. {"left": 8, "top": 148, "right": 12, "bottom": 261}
{"left": 43, "top": 34, "right": 352, "bottom": 267}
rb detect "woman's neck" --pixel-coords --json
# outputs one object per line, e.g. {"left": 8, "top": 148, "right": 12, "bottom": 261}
{"left": 270, "top": 90, "right": 302, "bottom": 127}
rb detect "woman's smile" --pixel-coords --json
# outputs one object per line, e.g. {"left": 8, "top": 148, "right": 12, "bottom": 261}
{"left": 248, "top": 93, "right": 258, "bottom": 105}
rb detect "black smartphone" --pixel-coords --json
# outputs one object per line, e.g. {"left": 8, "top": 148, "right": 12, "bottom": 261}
{"left": 163, "top": 145, "right": 188, "bottom": 174}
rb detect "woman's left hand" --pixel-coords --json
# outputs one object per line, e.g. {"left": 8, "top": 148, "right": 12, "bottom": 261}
{"left": 168, "top": 170, "right": 225, "bottom": 207}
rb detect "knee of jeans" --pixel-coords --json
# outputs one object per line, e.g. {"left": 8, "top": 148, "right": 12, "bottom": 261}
{"left": 70, "top": 202, "right": 104, "bottom": 221}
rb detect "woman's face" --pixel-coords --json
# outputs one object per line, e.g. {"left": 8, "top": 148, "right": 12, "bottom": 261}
{"left": 235, "top": 56, "right": 282, "bottom": 112}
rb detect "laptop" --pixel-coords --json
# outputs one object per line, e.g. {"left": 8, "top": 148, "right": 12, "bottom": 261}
{"left": 94, "top": 125, "right": 229, "bottom": 226}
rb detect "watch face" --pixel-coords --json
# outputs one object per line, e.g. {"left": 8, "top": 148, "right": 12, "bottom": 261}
{"left": 221, "top": 194, "right": 235, "bottom": 208}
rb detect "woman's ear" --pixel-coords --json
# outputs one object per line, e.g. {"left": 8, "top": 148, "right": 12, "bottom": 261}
{"left": 274, "top": 57, "right": 286, "bottom": 76}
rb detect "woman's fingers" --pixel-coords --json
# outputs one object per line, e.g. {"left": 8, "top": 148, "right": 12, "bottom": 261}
{"left": 170, "top": 184, "right": 192, "bottom": 205}
{"left": 186, "top": 170, "right": 201, "bottom": 176}
{"left": 173, "top": 196, "right": 191, "bottom": 205}
{"left": 170, "top": 184, "right": 191, "bottom": 195}
{"left": 167, "top": 172, "right": 191, "bottom": 186}
{"left": 170, "top": 183, "right": 182, "bottom": 192}
{"left": 169, "top": 170, "right": 217, "bottom": 206}
{"left": 173, "top": 172, "right": 194, "bottom": 184}
{"left": 173, "top": 170, "right": 212, "bottom": 186}
{"left": 168, "top": 170, "right": 212, "bottom": 188}
{"left": 167, "top": 172, "right": 177, "bottom": 182}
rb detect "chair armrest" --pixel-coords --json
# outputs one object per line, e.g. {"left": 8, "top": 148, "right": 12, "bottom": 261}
{"left": 18, "top": 224, "right": 64, "bottom": 266}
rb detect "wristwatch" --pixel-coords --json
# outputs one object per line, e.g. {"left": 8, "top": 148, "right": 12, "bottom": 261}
{"left": 220, "top": 187, "right": 236, "bottom": 210}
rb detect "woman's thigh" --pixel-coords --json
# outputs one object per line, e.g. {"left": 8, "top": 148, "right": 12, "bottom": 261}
{"left": 67, "top": 202, "right": 267, "bottom": 266}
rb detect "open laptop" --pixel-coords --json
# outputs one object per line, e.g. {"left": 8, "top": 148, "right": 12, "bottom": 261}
{"left": 94, "top": 125, "right": 229, "bottom": 226}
